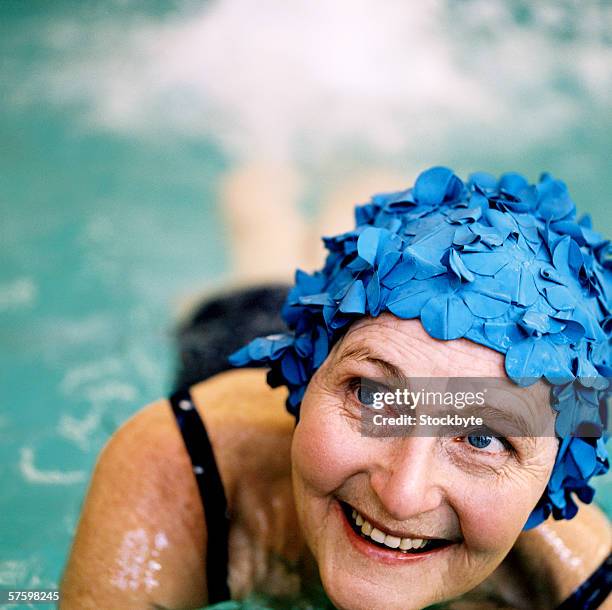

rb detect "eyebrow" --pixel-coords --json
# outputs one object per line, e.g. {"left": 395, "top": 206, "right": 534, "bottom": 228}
{"left": 334, "top": 343, "right": 409, "bottom": 384}
{"left": 334, "top": 343, "right": 549, "bottom": 439}
{"left": 462, "top": 405, "right": 544, "bottom": 439}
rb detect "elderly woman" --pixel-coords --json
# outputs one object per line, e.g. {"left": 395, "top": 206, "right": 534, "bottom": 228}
{"left": 60, "top": 168, "right": 611, "bottom": 609}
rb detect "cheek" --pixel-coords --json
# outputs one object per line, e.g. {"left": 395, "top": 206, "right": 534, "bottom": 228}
{"left": 291, "top": 392, "right": 364, "bottom": 499}
{"left": 456, "top": 489, "right": 523, "bottom": 552}
{"left": 451, "top": 465, "right": 551, "bottom": 554}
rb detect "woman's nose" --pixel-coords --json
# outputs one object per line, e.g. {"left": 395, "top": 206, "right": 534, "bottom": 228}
{"left": 369, "top": 437, "right": 445, "bottom": 521}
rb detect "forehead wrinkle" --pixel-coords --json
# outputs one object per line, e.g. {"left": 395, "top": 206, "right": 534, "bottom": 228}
{"left": 336, "top": 323, "right": 431, "bottom": 371}
{"left": 490, "top": 382, "right": 555, "bottom": 432}
{"left": 339, "top": 316, "right": 507, "bottom": 378}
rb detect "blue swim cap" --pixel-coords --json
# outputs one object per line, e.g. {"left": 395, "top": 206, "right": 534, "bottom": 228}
{"left": 230, "top": 166, "right": 610, "bottom": 528}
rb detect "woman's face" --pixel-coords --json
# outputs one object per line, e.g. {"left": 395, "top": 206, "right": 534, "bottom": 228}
{"left": 291, "top": 315, "right": 559, "bottom": 610}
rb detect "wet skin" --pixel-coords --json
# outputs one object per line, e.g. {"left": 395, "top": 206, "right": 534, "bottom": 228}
{"left": 60, "top": 316, "right": 611, "bottom": 609}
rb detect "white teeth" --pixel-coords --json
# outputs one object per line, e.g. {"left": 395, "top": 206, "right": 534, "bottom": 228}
{"left": 349, "top": 506, "right": 431, "bottom": 552}
{"left": 399, "top": 538, "right": 412, "bottom": 550}
{"left": 383, "top": 535, "right": 401, "bottom": 549}
{"left": 361, "top": 521, "right": 373, "bottom": 536}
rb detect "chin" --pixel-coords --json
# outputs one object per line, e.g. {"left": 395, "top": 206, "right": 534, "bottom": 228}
{"left": 319, "top": 565, "right": 439, "bottom": 610}
{"left": 306, "top": 499, "right": 462, "bottom": 610}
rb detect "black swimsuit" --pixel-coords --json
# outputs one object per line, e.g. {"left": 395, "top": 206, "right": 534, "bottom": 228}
{"left": 169, "top": 388, "right": 231, "bottom": 605}
{"left": 169, "top": 387, "right": 611, "bottom": 609}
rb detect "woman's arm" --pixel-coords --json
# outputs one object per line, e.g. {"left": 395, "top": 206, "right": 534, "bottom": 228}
{"left": 59, "top": 399, "right": 209, "bottom": 610}
{"left": 60, "top": 369, "right": 301, "bottom": 609}
{"left": 513, "top": 502, "right": 612, "bottom": 607}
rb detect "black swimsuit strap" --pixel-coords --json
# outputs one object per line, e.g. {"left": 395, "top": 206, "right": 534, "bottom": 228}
{"left": 555, "top": 552, "right": 612, "bottom": 610}
{"left": 169, "top": 388, "right": 231, "bottom": 604}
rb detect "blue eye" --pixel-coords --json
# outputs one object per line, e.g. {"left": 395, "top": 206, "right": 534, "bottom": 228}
{"left": 465, "top": 434, "right": 508, "bottom": 453}
{"left": 467, "top": 435, "right": 492, "bottom": 449}
{"left": 352, "top": 380, "right": 388, "bottom": 407}
{"left": 357, "top": 384, "right": 378, "bottom": 406}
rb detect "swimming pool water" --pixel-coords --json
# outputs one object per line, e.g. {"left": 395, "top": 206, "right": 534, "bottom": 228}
{"left": 1, "top": 2, "right": 611, "bottom": 608}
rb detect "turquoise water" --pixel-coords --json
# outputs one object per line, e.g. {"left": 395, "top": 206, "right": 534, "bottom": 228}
{"left": 1, "top": 1, "right": 611, "bottom": 608}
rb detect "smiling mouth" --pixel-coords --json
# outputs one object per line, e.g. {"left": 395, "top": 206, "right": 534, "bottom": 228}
{"left": 339, "top": 500, "right": 454, "bottom": 555}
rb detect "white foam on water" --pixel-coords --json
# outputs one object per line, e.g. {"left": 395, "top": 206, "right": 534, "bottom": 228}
{"left": 16, "top": 1, "right": 611, "bottom": 162}
{"left": 57, "top": 357, "right": 144, "bottom": 452}
{"left": 60, "top": 357, "right": 124, "bottom": 395}
{"left": 57, "top": 408, "right": 102, "bottom": 450}
{"left": 19, "top": 447, "right": 86, "bottom": 485}
{"left": 0, "top": 278, "right": 37, "bottom": 311}
{"left": 84, "top": 382, "right": 138, "bottom": 404}
{"left": 40, "top": 315, "right": 116, "bottom": 351}
{"left": 0, "top": 560, "right": 29, "bottom": 586}
{"left": 129, "top": 344, "right": 167, "bottom": 387}
{"left": 56, "top": 353, "right": 158, "bottom": 453}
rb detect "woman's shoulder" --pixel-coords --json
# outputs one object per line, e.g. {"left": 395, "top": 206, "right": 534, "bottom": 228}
{"left": 127, "top": 366, "right": 292, "bottom": 431}
{"left": 190, "top": 367, "right": 295, "bottom": 434}
{"left": 106, "top": 367, "right": 295, "bottom": 503}
{"left": 512, "top": 502, "right": 612, "bottom": 606}
{"left": 60, "top": 368, "right": 295, "bottom": 608}
{"left": 185, "top": 368, "right": 296, "bottom": 498}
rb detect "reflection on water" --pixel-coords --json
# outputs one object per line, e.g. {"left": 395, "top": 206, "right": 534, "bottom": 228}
{"left": 0, "top": 0, "right": 610, "bottom": 600}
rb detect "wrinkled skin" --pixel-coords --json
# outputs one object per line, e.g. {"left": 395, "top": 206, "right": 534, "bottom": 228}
{"left": 60, "top": 316, "right": 610, "bottom": 610}
{"left": 292, "top": 315, "right": 559, "bottom": 610}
